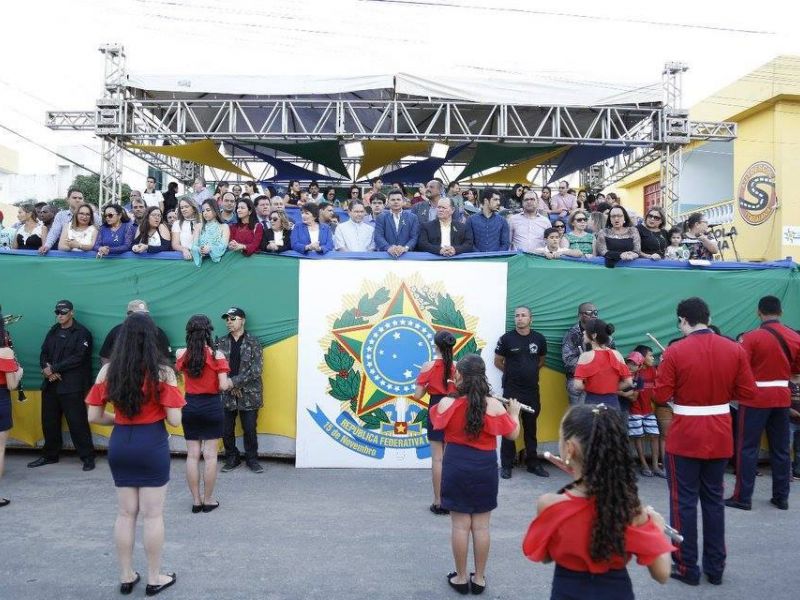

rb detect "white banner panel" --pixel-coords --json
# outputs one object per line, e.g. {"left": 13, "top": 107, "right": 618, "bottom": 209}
{"left": 296, "top": 260, "right": 508, "bottom": 468}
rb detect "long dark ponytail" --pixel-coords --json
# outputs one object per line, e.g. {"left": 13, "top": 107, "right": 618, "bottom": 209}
{"left": 561, "top": 404, "right": 641, "bottom": 561}
{"left": 455, "top": 354, "right": 490, "bottom": 438}
{"left": 434, "top": 330, "right": 456, "bottom": 391}
{"left": 184, "top": 314, "right": 214, "bottom": 378}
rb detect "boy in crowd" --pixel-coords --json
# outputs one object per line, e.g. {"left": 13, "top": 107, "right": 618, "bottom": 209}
{"left": 625, "top": 350, "right": 664, "bottom": 477}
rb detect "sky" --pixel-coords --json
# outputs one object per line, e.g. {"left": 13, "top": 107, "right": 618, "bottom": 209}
{"left": 1, "top": 0, "right": 799, "bottom": 179}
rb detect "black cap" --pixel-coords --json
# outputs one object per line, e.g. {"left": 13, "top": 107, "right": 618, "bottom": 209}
{"left": 55, "top": 300, "right": 74, "bottom": 312}
{"left": 221, "top": 307, "right": 246, "bottom": 319}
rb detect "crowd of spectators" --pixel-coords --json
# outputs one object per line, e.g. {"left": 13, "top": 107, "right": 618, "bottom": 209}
{"left": 0, "top": 175, "right": 722, "bottom": 265}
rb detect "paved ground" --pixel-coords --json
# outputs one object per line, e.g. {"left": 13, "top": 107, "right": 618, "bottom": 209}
{"left": 0, "top": 450, "right": 798, "bottom": 600}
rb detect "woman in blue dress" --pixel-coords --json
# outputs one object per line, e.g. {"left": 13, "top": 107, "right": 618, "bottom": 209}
{"left": 192, "top": 199, "right": 230, "bottom": 266}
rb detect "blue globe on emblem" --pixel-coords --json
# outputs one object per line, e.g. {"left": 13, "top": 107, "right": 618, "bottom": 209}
{"left": 362, "top": 317, "right": 435, "bottom": 395}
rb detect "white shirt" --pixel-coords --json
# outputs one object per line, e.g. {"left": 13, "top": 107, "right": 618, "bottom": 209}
{"left": 172, "top": 219, "right": 195, "bottom": 248}
{"left": 334, "top": 219, "right": 375, "bottom": 252}
{"left": 392, "top": 212, "right": 402, "bottom": 232}
{"left": 142, "top": 190, "right": 164, "bottom": 208}
{"left": 440, "top": 221, "right": 452, "bottom": 247}
{"left": 273, "top": 230, "right": 284, "bottom": 245}
{"left": 309, "top": 227, "right": 320, "bottom": 246}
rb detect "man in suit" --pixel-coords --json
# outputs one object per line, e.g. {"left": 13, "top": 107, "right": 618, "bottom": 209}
{"left": 417, "top": 197, "right": 473, "bottom": 256}
{"left": 374, "top": 189, "right": 419, "bottom": 257}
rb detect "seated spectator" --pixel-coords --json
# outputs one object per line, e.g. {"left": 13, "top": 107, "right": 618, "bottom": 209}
{"left": 349, "top": 185, "right": 362, "bottom": 204}
{"left": 213, "top": 181, "right": 230, "bottom": 201}
{"left": 57, "top": 203, "right": 98, "bottom": 252}
{"left": 244, "top": 181, "right": 260, "bottom": 197}
{"left": 171, "top": 199, "right": 199, "bottom": 260}
{"left": 192, "top": 199, "right": 230, "bottom": 266}
{"left": 290, "top": 202, "right": 334, "bottom": 255}
{"left": 285, "top": 180, "right": 302, "bottom": 205}
{"left": 334, "top": 200, "right": 375, "bottom": 252}
{"left": 576, "top": 190, "right": 588, "bottom": 209}
{"left": 12, "top": 203, "right": 46, "bottom": 250}
{"left": 565, "top": 210, "right": 595, "bottom": 257}
{"left": 260, "top": 210, "right": 292, "bottom": 253}
{"left": 37, "top": 203, "right": 56, "bottom": 229}
{"left": 508, "top": 191, "right": 561, "bottom": 252}
{"left": 462, "top": 187, "right": 479, "bottom": 214}
{"left": 252, "top": 195, "right": 271, "bottom": 229}
{"left": 587, "top": 209, "right": 607, "bottom": 234}
{"left": 595, "top": 205, "right": 641, "bottom": 263}
{"left": 318, "top": 201, "right": 337, "bottom": 233}
{"left": 132, "top": 206, "right": 172, "bottom": 254}
{"left": 552, "top": 218, "right": 568, "bottom": 238}
{"left": 94, "top": 203, "right": 135, "bottom": 256}
{"left": 324, "top": 187, "right": 337, "bottom": 205}
{"left": 219, "top": 192, "right": 239, "bottom": 224}
{"left": 533, "top": 227, "right": 582, "bottom": 259}
{"left": 162, "top": 181, "right": 179, "bottom": 215}
{"left": 584, "top": 193, "right": 598, "bottom": 213}
{"left": 308, "top": 180, "right": 325, "bottom": 203}
{"left": 128, "top": 191, "right": 147, "bottom": 223}
{"left": 364, "top": 193, "right": 386, "bottom": 225}
{"left": 637, "top": 206, "right": 668, "bottom": 260}
{"left": 228, "top": 197, "right": 263, "bottom": 256}
{"left": 143, "top": 176, "right": 165, "bottom": 210}
{"left": 166, "top": 210, "right": 177, "bottom": 228}
{"left": 412, "top": 183, "right": 426, "bottom": 205}
{"left": 681, "top": 212, "right": 718, "bottom": 260}
{"left": 508, "top": 184, "right": 525, "bottom": 210}
{"left": 231, "top": 184, "right": 242, "bottom": 199}
{"left": 469, "top": 188, "right": 509, "bottom": 252}
{"left": 417, "top": 197, "right": 473, "bottom": 256}
{"left": 538, "top": 185, "right": 561, "bottom": 218}
{"left": 374, "top": 190, "right": 419, "bottom": 257}
{"left": 664, "top": 227, "right": 688, "bottom": 260}
{"left": 270, "top": 195, "right": 285, "bottom": 211}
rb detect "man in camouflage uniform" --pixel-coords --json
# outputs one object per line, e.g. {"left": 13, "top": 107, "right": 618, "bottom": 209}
{"left": 216, "top": 307, "right": 264, "bottom": 473}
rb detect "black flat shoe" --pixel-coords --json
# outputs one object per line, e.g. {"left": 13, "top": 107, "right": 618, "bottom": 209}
{"left": 202, "top": 502, "right": 220, "bottom": 513}
{"left": 0, "top": 498, "right": 9, "bottom": 507}
{"left": 447, "top": 572, "right": 470, "bottom": 595}
{"left": 429, "top": 503, "right": 449, "bottom": 515}
{"left": 145, "top": 572, "right": 176, "bottom": 596}
{"left": 120, "top": 572, "right": 140, "bottom": 595}
{"left": 191, "top": 504, "right": 203, "bottom": 513}
{"left": 469, "top": 573, "right": 485, "bottom": 595}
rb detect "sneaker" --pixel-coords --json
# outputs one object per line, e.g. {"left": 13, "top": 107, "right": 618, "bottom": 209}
{"left": 246, "top": 459, "right": 264, "bottom": 473}
{"left": 221, "top": 457, "right": 242, "bottom": 472}
{"left": 526, "top": 463, "right": 550, "bottom": 478}
{"left": 500, "top": 467, "right": 512, "bottom": 480}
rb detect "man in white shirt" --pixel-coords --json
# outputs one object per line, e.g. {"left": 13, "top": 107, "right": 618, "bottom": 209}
{"left": 142, "top": 176, "right": 165, "bottom": 211}
{"left": 334, "top": 200, "right": 375, "bottom": 252}
{"left": 508, "top": 191, "right": 556, "bottom": 252}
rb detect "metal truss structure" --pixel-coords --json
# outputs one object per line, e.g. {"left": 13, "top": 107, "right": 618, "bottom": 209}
{"left": 46, "top": 46, "right": 737, "bottom": 205}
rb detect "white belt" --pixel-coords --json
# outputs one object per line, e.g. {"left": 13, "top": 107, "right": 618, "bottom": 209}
{"left": 672, "top": 403, "right": 730, "bottom": 416}
{"left": 755, "top": 380, "right": 789, "bottom": 388}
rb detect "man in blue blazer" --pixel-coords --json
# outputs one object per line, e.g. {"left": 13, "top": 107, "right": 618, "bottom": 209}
{"left": 374, "top": 189, "right": 420, "bottom": 257}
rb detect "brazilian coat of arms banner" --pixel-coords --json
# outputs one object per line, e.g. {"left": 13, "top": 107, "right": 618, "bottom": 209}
{"left": 296, "top": 260, "right": 508, "bottom": 468}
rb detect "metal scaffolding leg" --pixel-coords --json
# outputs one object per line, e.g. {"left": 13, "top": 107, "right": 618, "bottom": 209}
{"left": 660, "top": 62, "right": 688, "bottom": 222}
{"left": 98, "top": 44, "right": 126, "bottom": 204}
{"left": 99, "top": 137, "right": 123, "bottom": 204}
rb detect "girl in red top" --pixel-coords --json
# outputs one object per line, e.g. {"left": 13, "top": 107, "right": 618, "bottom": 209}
{"left": 85, "top": 313, "right": 185, "bottom": 596}
{"left": 412, "top": 330, "right": 457, "bottom": 516}
{"left": 573, "top": 319, "right": 632, "bottom": 410}
{"left": 523, "top": 404, "right": 673, "bottom": 599}
{"left": 227, "top": 197, "right": 264, "bottom": 256}
{"left": 430, "top": 354, "right": 521, "bottom": 595}
{"left": 176, "top": 315, "right": 232, "bottom": 513}
{"left": 0, "top": 313, "right": 24, "bottom": 508}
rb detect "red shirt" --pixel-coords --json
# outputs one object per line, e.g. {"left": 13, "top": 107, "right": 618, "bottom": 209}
{"left": 85, "top": 380, "right": 186, "bottom": 425}
{"left": 0, "top": 356, "right": 20, "bottom": 387}
{"left": 655, "top": 330, "right": 755, "bottom": 459}
{"left": 523, "top": 491, "right": 675, "bottom": 573}
{"left": 430, "top": 396, "right": 516, "bottom": 450}
{"left": 573, "top": 349, "right": 631, "bottom": 394}
{"left": 176, "top": 348, "right": 230, "bottom": 394}
{"left": 630, "top": 366, "right": 657, "bottom": 415}
{"left": 229, "top": 222, "right": 264, "bottom": 256}
{"left": 416, "top": 359, "right": 457, "bottom": 396}
{"left": 740, "top": 321, "right": 800, "bottom": 408}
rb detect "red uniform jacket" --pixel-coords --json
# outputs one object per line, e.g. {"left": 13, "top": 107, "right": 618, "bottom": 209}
{"left": 655, "top": 329, "right": 755, "bottom": 459}
{"left": 740, "top": 320, "right": 800, "bottom": 409}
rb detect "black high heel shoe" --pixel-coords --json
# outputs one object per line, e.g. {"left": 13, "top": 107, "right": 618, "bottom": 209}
{"left": 119, "top": 572, "right": 140, "bottom": 595}
{"left": 145, "top": 572, "right": 176, "bottom": 596}
{"left": 447, "top": 572, "right": 470, "bottom": 595}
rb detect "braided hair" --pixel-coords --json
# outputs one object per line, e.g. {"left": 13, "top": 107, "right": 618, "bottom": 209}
{"left": 433, "top": 330, "right": 456, "bottom": 391}
{"left": 184, "top": 314, "right": 214, "bottom": 378}
{"left": 455, "top": 354, "right": 490, "bottom": 438}
{"left": 561, "top": 404, "right": 641, "bottom": 562}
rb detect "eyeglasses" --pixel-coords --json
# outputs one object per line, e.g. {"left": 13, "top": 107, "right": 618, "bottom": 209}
{"left": 581, "top": 309, "right": 599, "bottom": 317}
{"left": 610, "top": 213, "right": 624, "bottom": 219}
{"left": 573, "top": 217, "right": 587, "bottom": 222}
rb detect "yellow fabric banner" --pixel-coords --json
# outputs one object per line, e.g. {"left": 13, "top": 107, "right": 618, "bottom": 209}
{"left": 467, "top": 147, "right": 567, "bottom": 184}
{"left": 356, "top": 140, "right": 430, "bottom": 180}
{"left": 128, "top": 139, "right": 252, "bottom": 178}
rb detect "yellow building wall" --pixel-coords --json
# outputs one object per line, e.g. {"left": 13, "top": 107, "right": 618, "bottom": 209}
{"left": 776, "top": 100, "right": 800, "bottom": 261}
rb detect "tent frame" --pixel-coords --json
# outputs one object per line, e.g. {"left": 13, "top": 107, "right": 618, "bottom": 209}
{"left": 46, "top": 45, "right": 736, "bottom": 216}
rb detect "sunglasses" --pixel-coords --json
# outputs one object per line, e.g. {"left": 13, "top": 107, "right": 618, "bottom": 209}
{"left": 554, "top": 224, "right": 566, "bottom": 229}
{"left": 54, "top": 309, "right": 70, "bottom": 316}
{"left": 573, "top": 217, "right": 587, "bottom": 222}
{"left": 647, "top": 214, "right": 662, "bottom": 221}
{"left": 104, "top": 213, "right": 116, "bottom": 219}
{"left": 223, "top": 316, "right": 240, "bottom": 321}
{"left": 581, "top": 310, "right": 599, "bottom": 317}
{"left": 270, "top": 217, "right": 280, "bottom": 221}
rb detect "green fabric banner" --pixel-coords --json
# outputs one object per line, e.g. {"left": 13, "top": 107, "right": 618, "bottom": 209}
{"left": 253, "top": 141, "right": 350, "bottom": 178}
{"left": 454, "top": 143, "right": 562, "bottom": 182}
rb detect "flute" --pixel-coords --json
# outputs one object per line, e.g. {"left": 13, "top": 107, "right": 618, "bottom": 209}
{"left": 543, "top": 453, "right": 684, "bottom": 544}
{"left": 492, "top": 396, "right": 537, "bottom": 415}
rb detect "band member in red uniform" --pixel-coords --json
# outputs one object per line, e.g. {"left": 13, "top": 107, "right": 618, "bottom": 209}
{"left": 726, "top": 296, "right": 800, "bottom": 511}
{"left": 430, "top": 354, "right": 520, "bottom": 595}
{"left": 523, "top": 405, "right": 673, "bottom": 600}
{"left": 412, "top": 331, "right": 457, "bottom": 515}
{"left": 654, "top": 297, "right": 755, "bottom": 586}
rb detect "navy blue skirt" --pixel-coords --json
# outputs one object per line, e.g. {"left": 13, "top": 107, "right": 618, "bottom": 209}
{"left": 551, "top": 565, "right": 633, "bottom": 600}
{"left": 182, "top": 393, "right": 223, "bottom": 440}
{"left": 585, "top": 393, "right": 620, "bottom": 410}
{"left": 108, "top": 421, "right": 170, "bottom": 488}
{"left": 0, "top": 387, "right": 11, "bottom": 432}
{"left": 425, "top": 394, "right": 445, "bottom": 443}
{"left": 441, "top": 443, "right": 499, "bottom": 514}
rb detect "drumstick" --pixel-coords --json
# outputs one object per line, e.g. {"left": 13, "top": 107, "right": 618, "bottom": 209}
{"left": 646, "top": 332, "right": 666, "bottom": 352}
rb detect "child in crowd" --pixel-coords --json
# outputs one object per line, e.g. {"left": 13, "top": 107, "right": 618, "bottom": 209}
{"left": 624, "top": 351, "right": 664, "bottom": 478}
{"left": 664, "top": 227, "right": 688, "bottom": 260}
{"left": 534, "top": 227, "right": 581, "bottom": 259}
